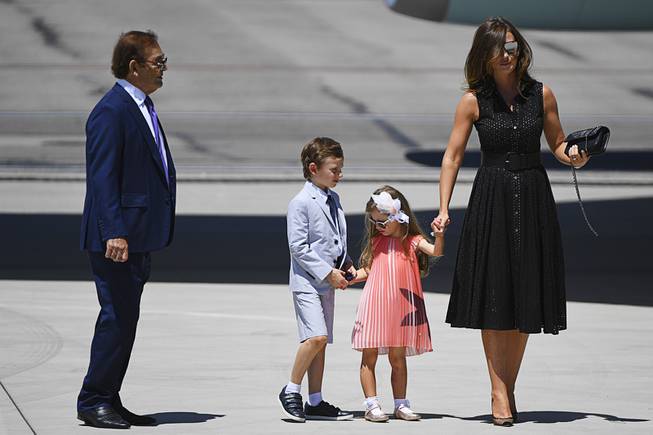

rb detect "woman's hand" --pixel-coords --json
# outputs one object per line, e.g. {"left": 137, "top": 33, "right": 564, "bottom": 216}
{"left": 431, "top": 219, "right": 446, "bottom": 236}
{"left": 433, "top": 213, "right": 451, "bottom": 231}
{"left": 567, "top": 144, "right": 590, "bottom": 169}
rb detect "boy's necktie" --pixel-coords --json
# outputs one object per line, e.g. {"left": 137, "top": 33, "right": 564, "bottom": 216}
{"left": 144, "top": 96, "right": 169, "bottom": 182}
{"left": 326, "top": 194, "right": 338, "bottom": 228}
{"left": 327, "top": 194, "right": 343, "bottom": 264}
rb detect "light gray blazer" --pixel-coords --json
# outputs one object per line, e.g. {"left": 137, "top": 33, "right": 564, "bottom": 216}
{"left": 287, "top": 181, "right": 351, "bottom": 294}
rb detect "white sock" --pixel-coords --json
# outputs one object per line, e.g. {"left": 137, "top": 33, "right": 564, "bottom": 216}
{"left": 308, "top": 392, "right": 323, "bottom": 406}
{"left": 364, "top": 396, "right": 380, "bottom": 410}
{"left": 285, "top": 382, "right": 301, "bottom": 394}
{"left": 394, "top": 398, "right": 410, "bottom": 409}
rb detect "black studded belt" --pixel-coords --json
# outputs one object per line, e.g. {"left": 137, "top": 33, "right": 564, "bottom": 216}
{"left": 481, "top": 151, "right": 542, "bottom": 172}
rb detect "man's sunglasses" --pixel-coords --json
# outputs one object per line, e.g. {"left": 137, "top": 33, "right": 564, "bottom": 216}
{"left": 144, "top": 56, "right": 168, "bottom": 70}
{"left": 369, "top": 217, "right": 392, "bottom": 229}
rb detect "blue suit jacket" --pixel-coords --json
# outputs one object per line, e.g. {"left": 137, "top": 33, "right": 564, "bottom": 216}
{"left": 287, "top": 181, "right": 351, "bottom": 294}
{"left": 80, "top": 83, "right": 176, "bottom": 253}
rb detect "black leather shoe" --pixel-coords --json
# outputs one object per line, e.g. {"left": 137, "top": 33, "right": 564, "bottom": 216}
{"left": 115, "top": 405, "right": 156, "bottom": 426}
{"left": 77, "top": 405, "right": 131, "bottom": 429}
{"left": 278, "top": 386, "right": 305, "bottom": 422}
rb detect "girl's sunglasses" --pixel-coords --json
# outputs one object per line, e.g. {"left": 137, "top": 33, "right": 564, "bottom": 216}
{"left": 369, "top": 217, "right": 392, "bottom": 229}
{"left": 503, "top": 40, "right": 519, "bottom": 56}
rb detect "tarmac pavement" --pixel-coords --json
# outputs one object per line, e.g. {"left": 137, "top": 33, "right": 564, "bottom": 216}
{"left": 1, "top": 0, "right": 652, "bottom": 179}
{"left": 1, "top": 280, "right": 652, "bottom": 434}
{"left": 1, "top": 1, "right": 653, "bottom": 434}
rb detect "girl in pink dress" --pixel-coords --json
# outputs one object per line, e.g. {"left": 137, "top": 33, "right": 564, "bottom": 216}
{"left": 351, "top": 185, "right": 445, "bottom": 422}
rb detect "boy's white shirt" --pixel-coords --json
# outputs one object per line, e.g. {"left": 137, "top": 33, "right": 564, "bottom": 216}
{"left": 287, "top": 181, "right": 351, "bottom": 294}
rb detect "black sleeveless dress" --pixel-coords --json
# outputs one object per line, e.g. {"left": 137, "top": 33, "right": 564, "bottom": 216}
{"left": 445, "top": 81, "right": 566, "bottom": 334}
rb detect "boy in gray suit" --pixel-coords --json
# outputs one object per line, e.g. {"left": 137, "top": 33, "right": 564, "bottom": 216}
{"left": 278, "top": 137, "right": 355, "bottom": 422}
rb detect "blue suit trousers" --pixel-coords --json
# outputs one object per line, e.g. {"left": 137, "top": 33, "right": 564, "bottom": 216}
{"left": 77, "top": 251, "right": 151, "bottom": 412}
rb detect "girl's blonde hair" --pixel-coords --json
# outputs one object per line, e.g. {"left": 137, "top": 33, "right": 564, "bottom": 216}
{"left": 359, "top": 185, "right": 431, "bottom": 277}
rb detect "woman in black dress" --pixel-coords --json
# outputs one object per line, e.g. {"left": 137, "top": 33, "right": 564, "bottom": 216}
{"left": 433, "top": 17, "right": 589, "bottom": 425}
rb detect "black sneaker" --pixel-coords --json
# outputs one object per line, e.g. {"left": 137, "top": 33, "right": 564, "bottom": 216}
{"left": 305, "top": 401, "right": 354, "bottom": 421}
{"left": 278, "top": 386, "right": 305, "bottom": 422}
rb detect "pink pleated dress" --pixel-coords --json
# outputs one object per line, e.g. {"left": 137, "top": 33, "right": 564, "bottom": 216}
{"left": 352, "top": 235, "right": 433, "bottom": 356}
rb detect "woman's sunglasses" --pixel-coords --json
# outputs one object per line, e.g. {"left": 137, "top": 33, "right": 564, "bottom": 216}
{"left": 369, "top": 217, "right": 392, "bottom": 229}
{"left": 503, "top": 41, "right": 519, "bottom": 56}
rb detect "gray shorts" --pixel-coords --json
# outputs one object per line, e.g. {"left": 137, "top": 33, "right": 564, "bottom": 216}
{"left": 292, "top": 289, "right": 335, "bottom": 344}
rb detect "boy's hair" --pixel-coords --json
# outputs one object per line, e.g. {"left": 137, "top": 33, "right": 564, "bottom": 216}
{"left": 300, "top": 137, "right": 343, "bottom": 180}
{"left": 359, "top": 185, "right": 431, "bottom": 277}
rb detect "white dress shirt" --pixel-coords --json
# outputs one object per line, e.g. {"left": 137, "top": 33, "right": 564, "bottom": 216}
{"left": 308, "top": 181, "right": 344, "bottom": 257}
{"left": 116, "top": 79, "right": 169, "bottom": 171}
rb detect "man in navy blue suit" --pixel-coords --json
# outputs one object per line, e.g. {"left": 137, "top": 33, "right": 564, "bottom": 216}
{"left": 77, "top": 30, "right": 175, "bottom": 429}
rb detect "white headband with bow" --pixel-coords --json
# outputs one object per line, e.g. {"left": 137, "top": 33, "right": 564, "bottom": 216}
{"left": 371, "top": 191, "right": 409, "bottom": 224}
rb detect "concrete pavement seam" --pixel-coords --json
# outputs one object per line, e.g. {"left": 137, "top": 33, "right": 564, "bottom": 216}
{"left": 0, "top": 381, "right": 37, "bottom": 435}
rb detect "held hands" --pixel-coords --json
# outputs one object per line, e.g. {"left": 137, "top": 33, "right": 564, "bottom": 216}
{"left": 348, "top": 267, "right": 369, "bottom": 285}
{"left": 432, "top": 212, "right": 451, "bottom": 232}
{"left": 346, "top": 265, "right": 357, "bottom": 282}
{"left": 430, "top": 220, "right": 445, "bottom": 237}
{"left": 327, "top": 268, "right": 349, "bottom": 290}
{"left": 105, "top": 238, "right": 128, "bottom": 262}
{"left": 567, "top": 144, "right": 590, "bottom": 169}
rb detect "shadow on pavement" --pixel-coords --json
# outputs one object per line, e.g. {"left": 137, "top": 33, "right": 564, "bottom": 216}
{"left": 405, "top": 149, "right": 653, "bottom": 171}
{"left": 1, "top": 197, "right": 651, "bottom": 306}
{"left": 350, "top": 410, "right": 451, "bottom": 420}
{"left": 306, "top": 410, "right": 649, "bottom": 423}
{"left": 515, "top": 410, "right": 649, "bottom": 423}
{"left": 464, "top": 411, "right": 649, "bottom": 424}
{"left": 148, "top": 412, "right": 224, "bottom": 425}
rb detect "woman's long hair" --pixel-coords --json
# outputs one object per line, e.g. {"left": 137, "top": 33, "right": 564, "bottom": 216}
{"left": 464, "top": 16, "right": 534, "bottom": 95}
{"left": 359, "top": 185, "right": 431, "bottom": 277}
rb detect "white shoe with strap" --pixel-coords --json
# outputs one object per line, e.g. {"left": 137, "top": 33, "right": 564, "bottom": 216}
{"left": 394, "top": 402, "right": 421, "bottom": 421}
{"left": 364, "top": 401, "right": 389, "bottom": 423}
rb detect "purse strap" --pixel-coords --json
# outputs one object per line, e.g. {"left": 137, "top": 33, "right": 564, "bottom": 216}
{"left": 571, "top": 135, "right": 598, "bottom": 237}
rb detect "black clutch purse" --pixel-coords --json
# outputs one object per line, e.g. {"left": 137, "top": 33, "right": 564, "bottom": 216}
{"left": 564, "top": 126, "right": 610, "bottom": 157}
{"left": 563, "top": 125, "right": 610, "bottom": 237}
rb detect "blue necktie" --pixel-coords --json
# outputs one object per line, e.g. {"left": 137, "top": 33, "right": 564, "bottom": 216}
{"left": 327, "top": 194, "right": 344, "bottom": 266}
{"left": 144, "top": 96, "right": 169, "bottom": 182}
{"left": 326, "top": 194, "right": 338, "bottom": 228}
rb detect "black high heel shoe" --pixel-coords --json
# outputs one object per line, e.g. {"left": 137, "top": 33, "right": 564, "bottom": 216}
{"left": 492, "top": 415, "right": 514, "bottom": 427}
{"left": 491, "top": 399, "right": 514, "bottom": 427}
{"left": 509, "top": 393, "right": 518, "bottom": 423}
